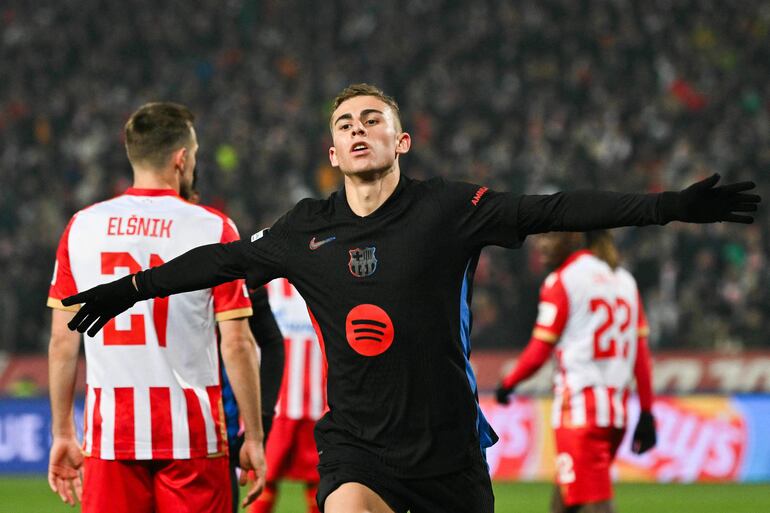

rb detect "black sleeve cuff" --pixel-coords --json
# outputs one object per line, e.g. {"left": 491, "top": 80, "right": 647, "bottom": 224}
{"left": 656, "top": 191, "right": 681, "bottom": 224}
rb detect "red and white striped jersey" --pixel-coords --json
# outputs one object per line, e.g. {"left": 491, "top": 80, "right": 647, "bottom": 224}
{"left": 47, "top": 188, "right": 252, "bottom": 460}
{"left": 532, "top": 250, "right": 648, "bottom": 429}
{"left": 265, "top": 278, "right": 327, "bottom": 421}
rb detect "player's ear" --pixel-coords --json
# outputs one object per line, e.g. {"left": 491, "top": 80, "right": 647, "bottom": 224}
{"left": 172, "top": 147, "right": 187, "bottom": 172}
{"left": 395, "top": 132, "right": 411, "bottom": 156}
{"left": 329, "top": 146, "right": 339, "bottom": 167}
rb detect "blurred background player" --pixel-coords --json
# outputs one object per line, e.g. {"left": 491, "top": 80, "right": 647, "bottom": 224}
{"left": 185, "top": 181, "right": 286, "bottom": 513}
{"left": 251, "top": 278, "right": 327, "bottom": 513}
{"left": 495, "top": 230, "right": 656, "bottom": 513}
{"left": 46, "top": 102, "right": 266, "bottom": 512}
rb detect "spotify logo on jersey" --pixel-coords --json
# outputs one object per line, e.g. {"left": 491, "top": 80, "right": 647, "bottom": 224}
{"left": 345, "top": 304, "right": 394, "bottom": 356}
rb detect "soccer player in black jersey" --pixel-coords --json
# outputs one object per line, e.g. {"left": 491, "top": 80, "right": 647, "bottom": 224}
{"left": 62, "top": 84, "right": 760, "bottom": 513}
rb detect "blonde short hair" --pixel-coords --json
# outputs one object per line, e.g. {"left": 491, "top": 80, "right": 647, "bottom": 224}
{"left": 330, "top": 83, "right": 402, "bottom": 131}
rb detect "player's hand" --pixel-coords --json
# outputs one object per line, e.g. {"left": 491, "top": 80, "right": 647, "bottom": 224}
{"left": 48, "top": 436, "right": 84, "bottom": 506}
{"left": 238, "top": 438, "right": 267, "bottom": 507}
{"left": 632, "top": 411, "right": 656, "bottom": 454}
{"left": 62, "top": 275, "right": 143, "bottom": 336}
{"left": 668, "top": 173, "right": 760, "bottom": 224}
{"left": 494, "top": 384, "right": 514, "bottom": 405}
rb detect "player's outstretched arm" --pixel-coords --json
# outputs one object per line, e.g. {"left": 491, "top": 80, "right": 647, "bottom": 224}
{"left": 62, "top": 241, "right": 257, "bottom": 336}
{"left": 518, "top": 174, "right": 760, "bottom": 235}
{"left": 495, "top": 338, "right": 554, "bottom": 405}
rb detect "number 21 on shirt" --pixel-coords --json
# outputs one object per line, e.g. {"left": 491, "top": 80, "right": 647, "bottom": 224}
{"left": 101, "top": 252, "right": 168, "bottom": 347}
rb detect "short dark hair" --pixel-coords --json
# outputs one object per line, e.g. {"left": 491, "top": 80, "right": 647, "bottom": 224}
{"left": 330, "top": 83, "right": 402, "bottom": 131}
{"left": 125, "top": 102, "right": 195, "bottom": 168}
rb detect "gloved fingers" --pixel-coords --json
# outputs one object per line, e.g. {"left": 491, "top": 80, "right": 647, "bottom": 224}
{"left": 75, "top": 313, "right": 101, "bottom": 334}
{"left": 631, "top": 435, "right": 654, "bottom": 454}
{"left": 67, "top": 306, "right": 94, "bottom": 332}
{"left": 495, "top": 387, "right": 512, "bottom": 405}
{"left": 86, "top": 316, "right": 112, "bottom": 338}
{"left": 722, "top": 213, "right": 754, "bottom": 224}
{"left": 638, "top": 438, "right": 655, "bottom": 454}
{"left": 729, "top": 202, "right": 759, "bottom": 212}
{"left": 62, "top": 290, "right": 92, "bottom": 307}
{"left": 717, "top": 181, "right": 756, "bottom": 194}
{"left": 728, "top": 193, "right": 761, "bottom": 206}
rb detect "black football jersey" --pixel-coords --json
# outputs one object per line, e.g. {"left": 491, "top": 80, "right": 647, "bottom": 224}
{"left": 240, "top": 176, "right": 520, "bottom": 476}
{"left": 141, "top": 174, "right": 664, "bottom": 476}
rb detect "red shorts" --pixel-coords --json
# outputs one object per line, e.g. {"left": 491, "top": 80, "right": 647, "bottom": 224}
{"left": 82, "top": 456, "right": 231, "bottom": 513}
{"left": 265, "top": 417, "right": 319, "bottom": 483}
{"left": 554, "top": 426, "right": 626, "bottom": 506}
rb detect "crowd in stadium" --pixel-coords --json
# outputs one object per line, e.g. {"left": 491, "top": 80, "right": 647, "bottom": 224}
{"left": 1, "top": 0, "right": 768, "bottom": 352}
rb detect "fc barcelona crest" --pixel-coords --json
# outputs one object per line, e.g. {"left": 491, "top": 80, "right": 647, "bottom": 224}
{"left": 348, "top": 247, "right": 378, "bottom": 278}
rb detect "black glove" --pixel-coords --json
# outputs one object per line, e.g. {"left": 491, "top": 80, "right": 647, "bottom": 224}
{"left": 632, "top": 411, "right": 656, "bottom": 454}
{"left": 495, "top": 384, "right": 514, "bottom": 405}
{"left": 62, "top": 274, "right": 145, "bottom": 337}
{"left": 660, "top": 173, "right": 760, "bottom": 224}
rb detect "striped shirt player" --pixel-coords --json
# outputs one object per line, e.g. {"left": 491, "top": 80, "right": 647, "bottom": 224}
{"left": 252, "top": 278, "right": 327, "bottom": 513}
{"left": 538, "top": 251, "right": 649, "bottom": 430}
{"left": 497, "top": 244, "right": 654, "bottom": 508}
{"left": 48, "top": 188, "right": 253, "bottom": 511}
{"left": 268, "top": 278, "right": 326, "bottom": 422}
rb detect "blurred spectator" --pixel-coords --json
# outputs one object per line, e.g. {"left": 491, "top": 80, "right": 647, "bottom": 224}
{"left": 1, "top": 0, "right": 768, "bottom": 352}
{"left": 7, "top": 374, "right": 40, "bottom": 397}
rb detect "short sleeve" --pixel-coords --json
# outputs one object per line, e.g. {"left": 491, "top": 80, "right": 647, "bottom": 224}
{"left": 47, "top": 216, "right": 79, "bottom": 312}
{"left": 213, "top": 215, "right": 252, "bottom": 321}
{"left": 435, "top": 179, "right": 525, "bottom": 249}
{"left": 531, "top": 272, "right": 569, "bottom": 343}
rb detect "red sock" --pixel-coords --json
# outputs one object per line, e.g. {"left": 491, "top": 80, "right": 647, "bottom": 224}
{"left": 250, "top": 482, "right": 277, "bottom": 513}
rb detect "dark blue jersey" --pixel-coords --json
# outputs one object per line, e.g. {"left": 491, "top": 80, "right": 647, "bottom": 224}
{"left": 139, "top": 175, "right": 666, "bottom": 476}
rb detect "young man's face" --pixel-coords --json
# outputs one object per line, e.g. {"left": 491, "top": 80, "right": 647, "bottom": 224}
{"left": 328, "top": 95, "right": 410, "bottom": 177}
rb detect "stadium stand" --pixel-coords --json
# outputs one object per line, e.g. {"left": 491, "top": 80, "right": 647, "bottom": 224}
{"left": 0, "top": 0, "right": 768, "bottom": 354}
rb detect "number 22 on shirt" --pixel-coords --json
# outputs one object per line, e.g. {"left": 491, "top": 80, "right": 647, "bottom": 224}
{"left": 590, "top": 297, "right": 632, "bottom": 360}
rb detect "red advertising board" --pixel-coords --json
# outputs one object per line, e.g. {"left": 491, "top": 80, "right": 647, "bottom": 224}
{"left": 484, "top": 395, "right": 767, "bottom": 483}
{"left": 472, "top": 351, "right": 770, "bottom": 394}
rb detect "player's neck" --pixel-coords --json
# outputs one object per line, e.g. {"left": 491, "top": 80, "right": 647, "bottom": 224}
{"left": 132, "top": 168, "right": 180, "bottom": 194}
{"left": 343, "top": 166, "right": 400, "bottom": 217}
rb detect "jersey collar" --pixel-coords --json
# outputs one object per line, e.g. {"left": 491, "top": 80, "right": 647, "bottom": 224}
{"left": 557, "top": 249, "right": 594, "bottom": 272}
{"left": 124, "top": 188, "right": 180, "bottom": 197}
{"left": 335, "top": 174, "right": 409, "bottom": 220}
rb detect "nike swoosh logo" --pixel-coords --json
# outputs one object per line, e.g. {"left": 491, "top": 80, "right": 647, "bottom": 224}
{"left": 309, "top": 236, "right": 336, "bottom": 250}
